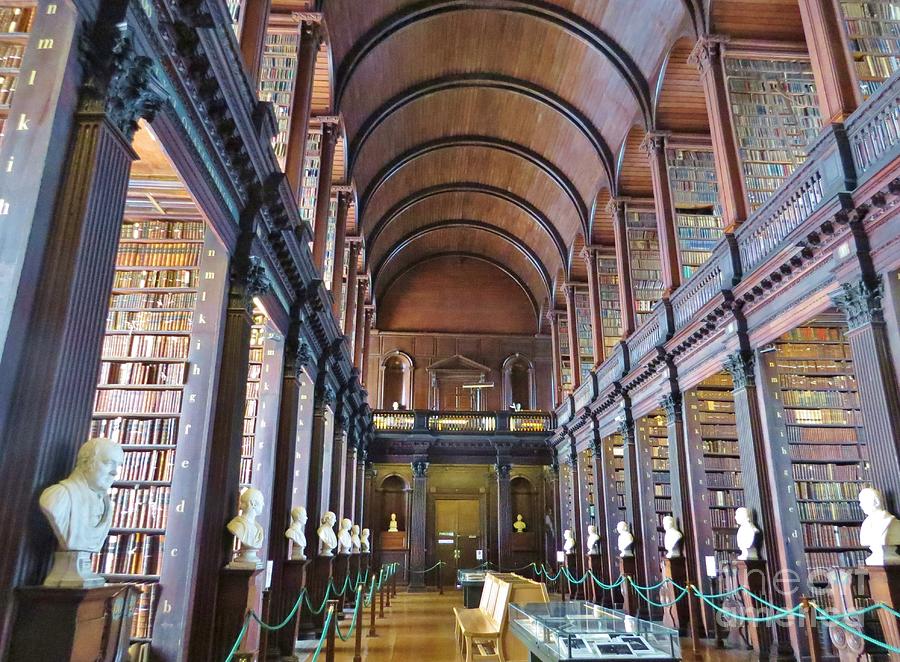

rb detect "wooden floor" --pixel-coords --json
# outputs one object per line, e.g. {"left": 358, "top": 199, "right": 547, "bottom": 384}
{"left": 326, "top": 589, "right": 762, "bottom": 661}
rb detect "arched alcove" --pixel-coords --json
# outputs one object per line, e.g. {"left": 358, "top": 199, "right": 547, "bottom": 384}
{"left": 502, "top": 353, "right": 536, "bottom": 410}
{"left": 378, "top": 474, "right": 410, "bottom": 532}
{"left": 380, "top": 351, "right": 414, "bottom": 409}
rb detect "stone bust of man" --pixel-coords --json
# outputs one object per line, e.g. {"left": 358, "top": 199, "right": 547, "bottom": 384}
{"left": 227, "top": 487, "right": 265, "bottom": 568}
{"left": 586, "top": 525, "right": 601, "bottom": 555}
{"left": 318, "top": 511, "right": 338, "bottom": 556}
{"left": 616, "top": 521, "right": 635, "bottom": 557}
{"left": 859, "top": 488, "right": 900, "bottom": 565}
{"left": 735, "top": 507, "right": 761, "bottom": 561}
{"left": 39, "top": 437, "right": 124, "bottom": 587}
{"left": 662, "top": 516, "right": 684, "bottom": 559}
{"left": 285, "top": 505, "right": 308, "bottom": 561}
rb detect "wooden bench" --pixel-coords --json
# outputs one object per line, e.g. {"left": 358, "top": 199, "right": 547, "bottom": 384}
{"left": 453, "top": 573, "right": 549, "bottom": 662}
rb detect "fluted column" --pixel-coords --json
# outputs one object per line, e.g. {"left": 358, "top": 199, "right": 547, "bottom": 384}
{"left": 361, "top": 308, "right": 374, "bottom": 390}
{"left": 343, "top": 241, "right": 361, "bottom": 336}
{"left": 496, "top": 462, "right": 513, "bottom": 569}
{"left": 237, "top": 0, "right": 272, "bottom": 88}
{"left": 548, "top": 311, "right": 564, "bottom": 406}
{"left": 311, "top": 122, "right": 338, "bottom": 272}
{"left": 563, "top": 284, "right": 582, "bottom": 389}
{"left": 363, "top": 461, "right": 377, "bottom": 532}
{"left": 329, "top": 191, "right": 351, "bottom": 315}
{"left": 409, "top": 460, "right": 429, "bottom": 590}
{"left": 344, "top": 443, "right": 358, "bottom": 522}
{"left": 619, "top": 413, "right": 647, "bottom": 587}
{"left": 582, "top": 246, "right": 605, "bottom": 365}
{"left": 798, "top": 0, "right": 860, "bottom": 122}
{"left": 353, "top": 279, "right": 368, "bottom": 370}
{"left": 304, "top": 384, "right": 336, "bottom": 553}
{"left": 283, "top": 20, "right": 322, "bottom": 195}
{"left": 609, "top": 198, "right": 637, "bottom": 335}
{"left": 642, "top": 132, "right": 681, "bottom": 292}
{"left": 355, "top": 449, "right": 367, "bottom": 527}
{"left": 690, "top": 37, "right": 748, "bottom": 230}
{"left": 832, "top": 278, "right": 900, "bottom": 507}
{"left": 329, "top": 418, "right": 348, "bottom": 519}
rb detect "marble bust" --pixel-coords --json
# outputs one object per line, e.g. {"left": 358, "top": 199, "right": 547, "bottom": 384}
{"left": 350, "top": 524, "right": 362, "bottom": 553}
{"left": 616, "top": 521, "right": 635, "bottom": 558}
{"left": 317, "top": 511, "right": 338, "bottom": 557}
{"left": 513, "top": 514, "right": 527, "bottom": 534}
{"left": 285, "top": 505, "right": 308, "bottom": 561}
{"left": 227, "top": 487, "right": 265, "bottom": 568}
{"left": 388, "top": 513, "right": 399, "bottom": 532}
{"left": 586, "top": 525, "right": 601, "bottom": 555}
{"left": 859, "top": 488, "right": 900, "bottom": 565}
{"left": 662, "top": 516, "right": 684, "bottom": 559}
{"left": 735, "top": 507, "right": 761, "bottom": 560}
{"left": 360, "top": 528, "right": 371, "bottom": 553}
{"left": 39, "top": 437, "right": 125, "bottom": 587}
{"left": 563, "top": 529, "right": 576, "bottom": 554}
{"left": 337, "top": 517, "right": 353, "bottom": 554}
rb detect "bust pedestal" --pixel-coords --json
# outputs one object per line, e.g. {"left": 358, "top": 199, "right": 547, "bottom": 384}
{"left": 348, "top": 554, "right": 361, "bottom": 591}
{"left": 274, "top": 559, "right": 310, "bottom": 659}
{"left": 736, "top": 559, "right": 773, "bottom": 656}
{"left": 332, "top": 554, "right": 351, "bottom": 615}
{"left": 618, "top": 556, "right": 637, "bottom": 616}
{"left": 10, "top": 584, "right": 135, "bottom": 662}
{"left": 868, "top": 565, "right": 900, "bottom": 653}
{"left": 662, "top": 557, "right": 690, "bottom": 635}
{"left": 360, "top": 551, "right": 371, "bottom": 575}
{"left": 211, "top": 565, "right": 264, "bottom": 662}
{"left": 299, "top": 556, "right": 334, "bottom": 636}
{"left": 565, "top": 553, "right": 582, "bottom": 600}
{"left": 583, "top": 554, "right": 604, "bottom": 604}
{"left": 380, "top": 530, "right": 407, "bottom": 550}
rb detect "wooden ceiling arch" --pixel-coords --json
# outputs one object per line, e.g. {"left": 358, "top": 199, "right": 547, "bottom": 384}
{"left": 364, "top": 183, "right": 569, "bottom": 269}
{"left": 359, "top": 135, "right": 589, "bottom": 229}
{"left": 331, "top": 1, "right": 654, "bottom": 125}
{"left": 345, "top": 74, "right": 616, "bottom": 194}
{"left": 372, "top": 220, "right": 553, "bottom": 296}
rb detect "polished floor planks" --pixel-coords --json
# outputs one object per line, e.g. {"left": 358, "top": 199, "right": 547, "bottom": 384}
{"left": 327, "top": 589, "right": 762, "bottom": 661}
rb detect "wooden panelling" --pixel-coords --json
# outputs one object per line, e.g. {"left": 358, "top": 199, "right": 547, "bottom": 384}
{"left": 332, "top": 133, "right": 346, "bottom": 183}
{"left": 377, "top": 255, "right": 538, "bottom": 334}
{"left": 709, "top": 0, "right": 806, "bottom": 41}
{"left": 569, "top": 233, "right": 587, "bottom": 282}
{"left": 310, "top": 40, "right": 331, "bottom": 114}
{"left": 592, "top": 189, "right": 615, "bottom": 246}
{"left": 655, "top": 37, "right": 710, "bottom": 132}
{"left": 617, "top": 126, "right": 654, "bottom": 197}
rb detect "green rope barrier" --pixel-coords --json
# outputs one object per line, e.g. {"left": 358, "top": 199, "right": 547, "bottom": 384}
{"left": 250, "top": 589, "right": 307, "bottom": 631}
{"left": 626, "top": 576, "right": 669, "bottom": 591}
{"left": 690, "top": 586, "right": 804, "bottom": 623}
{"left": 814, "top": 604, "right": 900, "bottom": 654}
{"left": 627, "top": 579, "right": 689, "bottom": 608}
{"left": 588, "top": 571, "right": 625, "bottom": 590}
{"left": 335, "top": 587, "right": 364, "bottom": 642}
{"left": 410, "top": 561, "right": 445, "bottom": 574}
{"left": 739, "top": 587, "right": 803, "bottom": 616}
{"left": 223, "top": 614, "right": 251, "bottom": 662}
{"left": 309, "top": 607, "right": 335, "bottom": 662}
{"left": 561, "top": 567, "right": 590, "bottom": 585}
{"left": 305, "top": 583, "right": 333, "bottom": 615}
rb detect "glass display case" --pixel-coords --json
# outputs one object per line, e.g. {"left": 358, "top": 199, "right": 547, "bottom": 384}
{"left": 457, "top": 568, "right": 489, "bottom": 608}
{"left": 509, "top": 602, "right": 680, "bottom": 661}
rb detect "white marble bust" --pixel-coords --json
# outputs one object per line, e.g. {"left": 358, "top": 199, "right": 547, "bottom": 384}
{"left": 350, "top": 524, "right": 362, "bottom": 553}
{"left": 586, "top": 525, "right": 601, "bottom": 555}
{"left": 361, "top": 528, "right": 371, "bottom": 552}
{"left": 39, "top": 437, "right": 125, "bottom": 587}
{"left": 227, "top": 487, "right": 265, "bottom": 568}
{"left": 388, "top": 513, "right": 399, "bottom": 532}
{"left": 318, "top": 511, "right": 338, "bottom": 557}
{"left": 616, "top": 521, "right": 635, "bottom": 558}
{"left": 285, "top": 505, "right": 308, "bottom": 561}
{"left": 563, "top": 529, "right": 576, "bottom": 554}
{"left": 735, "top": 507, "right": 761, "bottom": 561}
{"left": 662, "top": 516, "right": 684, "bottom": 559}
{"left": 337, "top": 518, "right": 353, "bottom": 554}
{"left": 859, "top": 488, "right": 900, "bottom": 566}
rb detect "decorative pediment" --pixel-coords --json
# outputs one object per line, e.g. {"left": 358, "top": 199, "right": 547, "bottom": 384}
{"left": 426, "top": 354, "right": 492, "bottom": 374}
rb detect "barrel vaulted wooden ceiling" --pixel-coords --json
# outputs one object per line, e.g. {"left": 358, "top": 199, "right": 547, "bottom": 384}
{"left": 308, "top": 0, "right": 805, "bottom": 330}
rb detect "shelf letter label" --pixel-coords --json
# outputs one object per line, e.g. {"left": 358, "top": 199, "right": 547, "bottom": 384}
{"left": 16, "top": 115, "right": 30, "bottom": 131}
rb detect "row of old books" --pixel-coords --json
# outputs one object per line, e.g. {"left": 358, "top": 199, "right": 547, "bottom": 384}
{"left": 94, "top": 389, "right": 182, "bottom": 415}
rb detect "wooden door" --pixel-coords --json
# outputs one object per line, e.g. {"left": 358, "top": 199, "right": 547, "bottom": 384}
{"left": 434, "top": 498, "right": 482, "bottom": 585}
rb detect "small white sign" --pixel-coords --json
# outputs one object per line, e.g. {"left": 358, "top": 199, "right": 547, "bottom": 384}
{"left": 476, "top": 549, "right": 484, "bottom": 560}
{"left": 556, "top": 551, "right": 566, "bottom": 563}
{"left": 265, "top": 560, "right": 274, "bottom": 588}
{"left": 705, "top": 555, "right": 718, "bottom": 578}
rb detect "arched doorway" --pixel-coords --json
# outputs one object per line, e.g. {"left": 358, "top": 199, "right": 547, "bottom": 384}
{"left": 380, "top": 352, "right": 413, "bottom": 409}
{"left": 502, "top": 353, "right": 535, "bottom": 410}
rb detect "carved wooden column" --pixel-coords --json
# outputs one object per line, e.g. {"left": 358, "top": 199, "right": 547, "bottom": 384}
{"left": 548, "top": 311, "right": 564, "bottom": 406}
{"left": 363, "top": 461, "right": 377, "bottom": 532}
{"left": 496, "top": 462, "right": 513, "bottom": 570}
{"left": 797, "top": 0, "right": 860, "bottom": 122}
{"left": 182, "top": 248, "right": 267, "bottom": 660}
{"left": 344, "top": 441, "right": 358, "bottom": 522}
{"left": 355, "top": 449, "right": 367, "bottom": 527}
{"left": 237, "top": 0, "right": 272, "bottom": 88}
{"left": 283, "top": 20, "right": 322, "bottom": 195}
{"left": 0, "top": 16, "right": 163, "bottom": 652}
{"left": 609, "top": 198, "right": 637, "bottom": 335}
{"left": 563, "top": 284, "right": 582, "bottom": 389}
{"left": 832, "top": 278, "right": 900, "bottom": 506}
{"left": 330, "top": 191, "right": 351, "bottom": 316}
{"left": 343, "top": 241, "right": 361, "bottom": 337}
{"left": 304, "top": 384, "right": 336, "bottom": 546}
{"left": 566, "top": 441, "right": 585, "bottom": 593}
{"left": 690, "top": 37, "right": 748, "bottom": 230}
{"left": 642, "top": 132, "right": 681, "bottom": 293}
{"left": 329, "top": 415, "right": 348, "bottom": 520}
{"left": 582, "top": 246, "right": 605, "bottom": 365}
{"left": 361, "top": 308, "right": 374, "bottom": 390}
{"left": 408, "top": 460, "right": 428, "bottom": 590}
{"left": 311, "top": 122, "right": 338, "bottom": 272}
{"left": 619, "top": 412, "right": 648, "bottom": 590}
{"left": 353, "top": 279, "right": 368, "bottom": 371}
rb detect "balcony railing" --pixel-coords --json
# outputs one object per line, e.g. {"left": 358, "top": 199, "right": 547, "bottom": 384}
{"left": 554, "top": 70, "right": 900, "bottom": 424}
{"left": 372, "top": 410, "right": 553, "bottom": 434}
